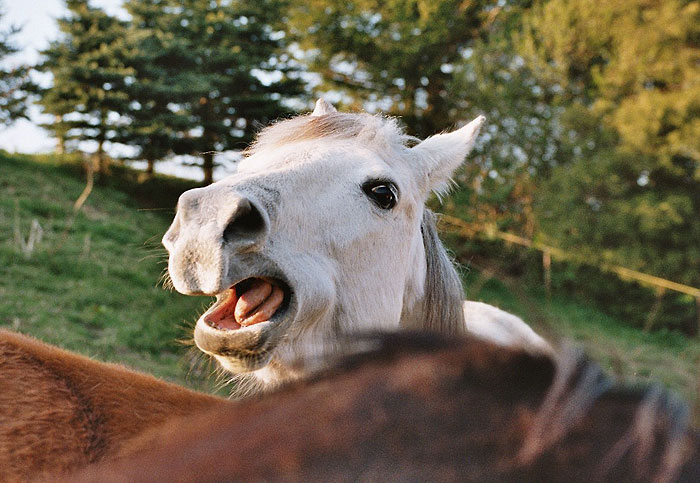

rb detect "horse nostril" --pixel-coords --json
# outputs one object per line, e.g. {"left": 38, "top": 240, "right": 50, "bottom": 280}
{"left": 223, "top": 199, "right": 266, "bottom": 244}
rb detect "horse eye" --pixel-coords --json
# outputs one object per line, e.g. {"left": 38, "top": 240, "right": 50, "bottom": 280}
{"left": 362, "top": 181, "right": 398, "bottom": 210}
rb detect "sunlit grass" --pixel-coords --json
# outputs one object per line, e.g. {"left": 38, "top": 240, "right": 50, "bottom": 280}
{"left": 0, "top": 152, "right": 215, "bottom": 391}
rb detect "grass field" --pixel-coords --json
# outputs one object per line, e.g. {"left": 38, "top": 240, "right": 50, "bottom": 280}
{"left": 1, "top": 152, "right": 698, "bottom": 423}
{"left": 0, "top": 152, "right": 215, "bottom": 390}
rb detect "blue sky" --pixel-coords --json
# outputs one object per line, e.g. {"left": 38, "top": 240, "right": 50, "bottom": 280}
{"left": 0, "top": 0, "right": 125, "bottom": 153}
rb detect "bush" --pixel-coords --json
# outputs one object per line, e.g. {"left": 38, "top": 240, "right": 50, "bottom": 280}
{"left": 446, "top": 235, "right": 698, "bottom": 335}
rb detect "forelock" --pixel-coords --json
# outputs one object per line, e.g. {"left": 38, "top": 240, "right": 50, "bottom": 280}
{"left": 244, "top": 112, "right": 417, "bottom": 156}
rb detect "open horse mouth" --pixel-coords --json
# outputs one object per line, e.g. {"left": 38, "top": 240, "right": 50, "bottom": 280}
{"left": 203, "top": 278, "right": 291, "bottom": 331}
{"left": 194, "top": 276, "right": 294, "bottom": 372}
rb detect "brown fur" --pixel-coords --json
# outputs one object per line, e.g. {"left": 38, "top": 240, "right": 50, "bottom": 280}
{"left": 2, "top": 330, "right": 697, "bottom": 481}
{"left": 0, "top": 330, "right": 228, "bottom": 482}
{"left": 62, "top": 333, "right": 699, "bottom": 483}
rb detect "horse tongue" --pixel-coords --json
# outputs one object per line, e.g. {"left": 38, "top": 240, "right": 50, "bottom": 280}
{"left": 235, "top": 280, "right": 284, "bottom": 327}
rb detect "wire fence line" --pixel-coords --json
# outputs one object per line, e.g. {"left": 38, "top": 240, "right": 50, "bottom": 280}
{"left": 438, "top": 214, "right": 700, "bottom": 335}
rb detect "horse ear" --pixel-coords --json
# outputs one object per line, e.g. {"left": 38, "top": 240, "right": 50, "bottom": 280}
{"left": 311, "top": 98, "right": 337, "bottom": 116}
{"left": 411, "top": 115, "right": 485, "bottom": 196}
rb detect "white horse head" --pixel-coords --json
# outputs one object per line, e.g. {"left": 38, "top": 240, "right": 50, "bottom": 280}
{"left": 163, "top": 101, "right": 511, "bottom": 390}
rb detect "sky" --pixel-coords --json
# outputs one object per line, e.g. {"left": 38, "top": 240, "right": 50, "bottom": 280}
{"left": 0, "top": 0, "right": 127, "bottom": 154}
{"left": 0, "top": 0, "right": 243, "bottom": 180}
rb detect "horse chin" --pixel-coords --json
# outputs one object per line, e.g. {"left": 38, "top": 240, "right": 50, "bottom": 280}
{"left": 193, "top": 319, "right": 274, "bottom": 372}
{"left": 193, "top": 277, "right": 296, "bottom": 373}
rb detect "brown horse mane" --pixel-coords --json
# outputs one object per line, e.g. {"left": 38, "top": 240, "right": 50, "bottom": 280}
{"left": 336, "top": 333, "right": 695, "bottom": 481}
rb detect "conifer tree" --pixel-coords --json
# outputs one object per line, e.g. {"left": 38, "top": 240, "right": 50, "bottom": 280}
{"left": 0, "top": 3, "right": 33, "bottom": 126}
{"left": 286, "top": 0, "right": 511, "bottom": 137}
{"left": 37, "top": 0, "right": 132, "bottom": 172}
{"left": 122, "top": 0, "right": 303, "bottom": 184}
{"left": 117, "top": 0, "right": 188, "bottom": 177}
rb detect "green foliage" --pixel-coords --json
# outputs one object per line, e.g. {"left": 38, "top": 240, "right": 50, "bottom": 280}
{"left": 523, "top": 0, "right": 700, "bottom": 287}
{"left": 0, "top": 2, "right": 33, "bottom": 126}
{"left": 286, "top": 0, "right": 521, "bottom": 137}
{"left": 446, "top": 223, "right": 698, "bottom": 336}
{"left": 442, "top": 3, "right": 620, "bottom": 233}
{"left": 37, "top": 0, "right": 133, "bottom": 168}
{"left": 537, "top": 151, "right": 700, "bottom": 287}
{"left": 518, "top": 0, "right": 700, "bottom": 169}
{"left": 445, "top": 31, "right": 560, "bottom": 233}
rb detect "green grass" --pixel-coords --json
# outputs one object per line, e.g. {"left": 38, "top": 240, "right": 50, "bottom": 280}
{"left": 1, "top": 152, "right": 697, "bottom": 425}
{"left": 0, "top": 152, "right": 215, "bottom": 390}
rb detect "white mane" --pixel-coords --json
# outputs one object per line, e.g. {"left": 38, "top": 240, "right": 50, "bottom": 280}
{"left": 245, "top": 112, "right": 417, "bottom": 157}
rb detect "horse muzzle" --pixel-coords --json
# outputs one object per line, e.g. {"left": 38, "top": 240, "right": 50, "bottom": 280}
{"left": 163, "top": 185, "right": 270, "bottom": 295}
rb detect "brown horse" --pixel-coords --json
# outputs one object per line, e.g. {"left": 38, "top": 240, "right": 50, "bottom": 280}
{"left": 2, "top": 330, "right": 692, "bottom": 482}
{"left": 0, "top": 330, "right": 229, "bottom": 482}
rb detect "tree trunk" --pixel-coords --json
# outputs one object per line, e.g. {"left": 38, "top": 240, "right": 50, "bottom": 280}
{"left": 203, "top": 152, "right": 214, "bottom": 185}
{"left": 146, "top": 159, "right": 155, "bottom": 178}
{"left": 97, "top": 139, "right": 109, "bottom": 174}
{"left": 96, "top": 110, "right": 109, "bottom": 174}
{"left": 424, "top": 75, "right": 450, "bottom": 135}
{"left": 55, "top": 116, "right": 65, "bottom": 154}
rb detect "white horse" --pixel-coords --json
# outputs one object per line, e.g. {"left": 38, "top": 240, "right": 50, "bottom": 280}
{"left": 163, "top": 100, "right": 550, "bottom": 391}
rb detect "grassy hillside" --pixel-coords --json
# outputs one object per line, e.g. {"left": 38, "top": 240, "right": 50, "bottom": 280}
{"left": 1, "top": 152, "right": 698, "bottom": 423}
{"left": 0, "top": 152, "right": 215, "bottom": 389}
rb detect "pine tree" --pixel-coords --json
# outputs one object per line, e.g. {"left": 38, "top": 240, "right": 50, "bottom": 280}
{"left": 122, "top": 0, "right": 303, "bottom": 184}
{"left": 0, "top": 3, "right": 33, "bottom": 127}
{"left": 37, "top": 0, "right": 133, "bottom": 172}
{"left": 285, "top": 0, "right": 514, "bottom": 137}
{"left": 117, "top": 0, "right": 189, "bottom": 177}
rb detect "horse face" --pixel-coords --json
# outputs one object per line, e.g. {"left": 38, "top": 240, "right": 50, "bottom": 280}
{"left": 164, "top": 143, "right": 425, "bottom": 377}
{"left": 162, "top": 109, "right": 485, "bottom": 385}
